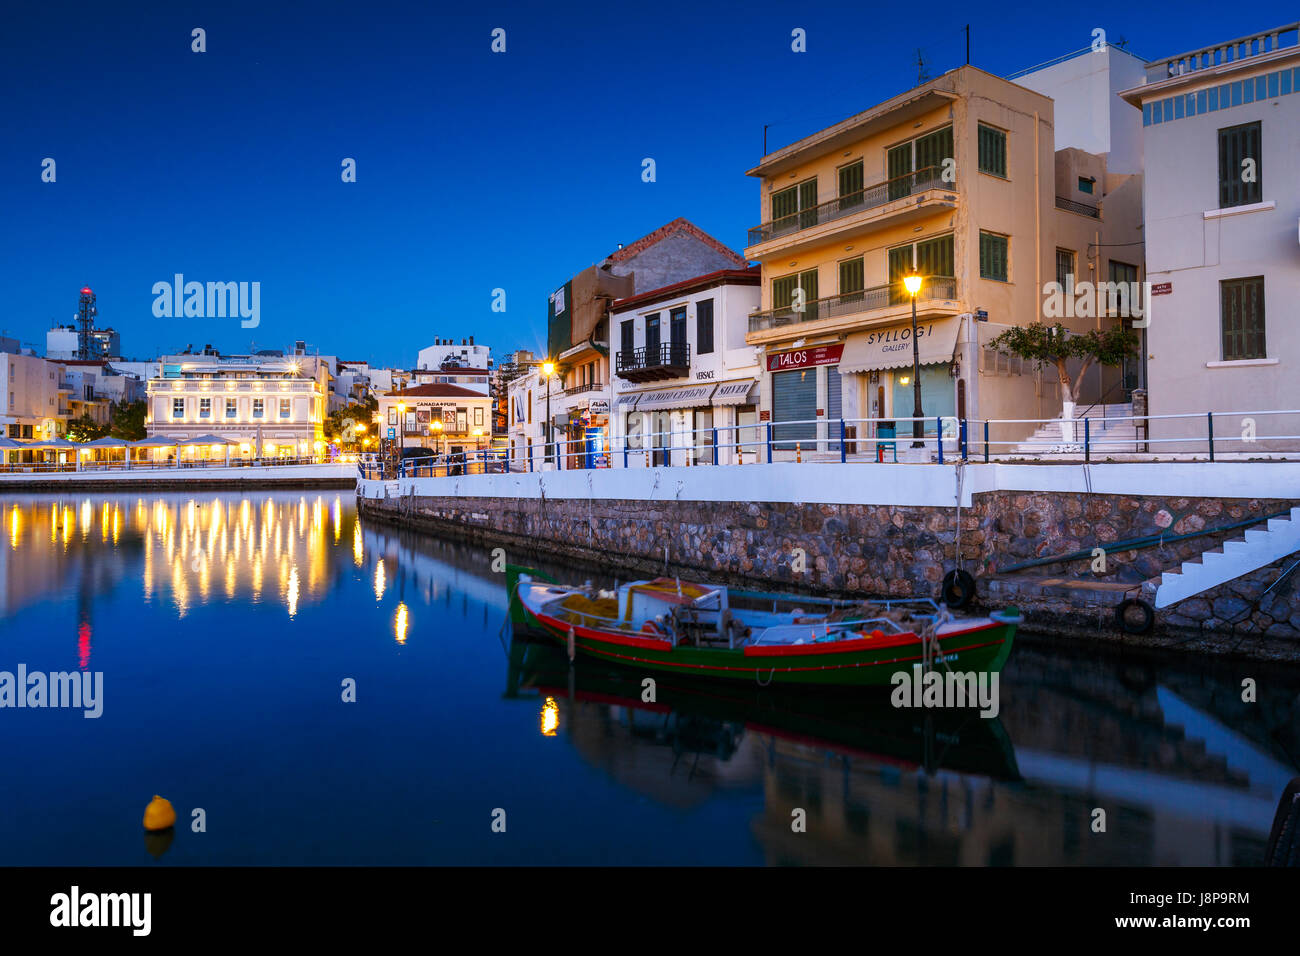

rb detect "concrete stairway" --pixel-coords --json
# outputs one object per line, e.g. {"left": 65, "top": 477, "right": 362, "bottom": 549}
{"left": 1014, "top": 403, "right": 1138, "bottom": 454}
{"left": 1153, "top": 508, "right": 1300, "bottom": 609}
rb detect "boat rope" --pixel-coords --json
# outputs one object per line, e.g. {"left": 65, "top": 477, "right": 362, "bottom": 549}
{"left": 954, "top": 460, "right": 965, "bottom": 573}
{"left": 567, "top": 625, "right": 575, "bottom": 662}
{"left": 755, "top": 667, "right": 775, "bottom": 687}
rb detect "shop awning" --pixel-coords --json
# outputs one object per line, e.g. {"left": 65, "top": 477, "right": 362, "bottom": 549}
{"left": 626, "top": 383, "right": 716, "bottom": 412}
{"left": 839, "top": 317, "right": 961, "bottom": 374}
{"left": 711, "top": 379, "right": 758, "bottom": 407}
{"left": 613, "top": 393, "right": 641, "bottom": 411}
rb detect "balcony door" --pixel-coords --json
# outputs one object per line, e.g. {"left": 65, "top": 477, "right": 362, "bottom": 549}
{"left": 645, "top": 314, "right": 660, "bottom": 361}
{"left": 669, "top": 307, "right": 687, "bottom": 366}
{"left": 773, "top": 270, "right": 819, "bottom": 323}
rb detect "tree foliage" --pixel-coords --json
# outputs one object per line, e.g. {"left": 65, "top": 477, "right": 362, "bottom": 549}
{"left": 65, "top": 412, "right": 109, "bottom": 442}
{"left": 109, "top": 400, "right": 147, "bottom": 441}
{"left": 989, "top": 323, "right": 1137, "bottom": 408}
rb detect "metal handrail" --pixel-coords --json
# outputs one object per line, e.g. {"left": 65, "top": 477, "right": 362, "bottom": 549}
{"left": 748, "top": 276, "right": 957, "bottom": 332}
{"left": 747, "top": 166, "right": 956, "bottom": 246}
{"left": 614, "top": 343, "right": 691, "bottom": 375}
{"left": 1056, "top": 195, "right": 1100, "bottom": 218}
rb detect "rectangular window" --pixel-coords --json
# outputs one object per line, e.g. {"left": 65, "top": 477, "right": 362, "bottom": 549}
{"left": 645, "top": 313, "right": 660, "bottom": 355}
{"left": 669, "top": 306, "right": 687, "bottom": 355}
{"left": 771, "top": 177, "right": 818, "bottom": 231}
{"left": 838, "top": 160, "right": 864, "bottom": 209}
{"left": 1109, "top": 260, "right": 1138, "bottom": 286}
{"left": 225, "top": 397, "right": 237, "bottom": 418}
{"left": 979, "top": 232, "right": 1009, "bottom": 281}
{"left": 1218, "top": 121, "right": 1261, "bottom": 208}
{"left": 172, "top": 397, "right": 184, "bottom": 419}
{"left": 773, "top": 270, "right": 819, "bottom": 319}
{"left": 838, "top": 257, "right": 865, "bottom": 297}
{"left": 279, "top": 398, "right": 291, "bottom": 418}
{"left": 457, "top": 410, "right": 467, "bottom": 433}
{"left": 253, "top": 398, "right": 264, "bottom": 419}
{"left": 474, "top": 407, "right": 484, "bottom": 427}
{"left": 1078, "top": 177, "right": 1094, "bottom": 194}
{"left": 978, "top": 124, "right": 1007, "bottom": 177}
{"left": 1221, "top": 276, "right": 1266, "bottom": 361}
{"left": 1056, "top": 249, "right": 1076, "bottom": 292}
{"left": 620, "top": 319, "right": 634, "bottom": 357}
{"left": 198, "top": 397, "right": 211, "bottom": 418}
{"left": 696, "top": 298, "right": 714, "bottom": 355}
{"left": 888, "top": 235, "right": 953, "bottom": 303}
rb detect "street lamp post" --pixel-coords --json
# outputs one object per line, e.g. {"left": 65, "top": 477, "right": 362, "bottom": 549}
{"left": 542, "top": 360, "right": 555, "bottom": 468}
{"left": 903, "top": 275, "right": 925, "bottom": 448}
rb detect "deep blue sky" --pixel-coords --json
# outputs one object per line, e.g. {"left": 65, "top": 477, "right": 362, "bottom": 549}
{"left": 3, "top": 1, "right": 1290, "bottom": 367}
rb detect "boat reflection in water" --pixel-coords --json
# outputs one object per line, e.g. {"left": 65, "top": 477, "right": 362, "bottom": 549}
{"left": 504, "top": 621, "right": 1300, "bottom": 865}
{"left": 505, "top": 628, "right": 1024, "bottom": 862}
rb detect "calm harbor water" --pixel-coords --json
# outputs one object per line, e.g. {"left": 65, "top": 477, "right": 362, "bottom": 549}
{"left": 1, "top": 490, "right": 1296, "bottom": 866}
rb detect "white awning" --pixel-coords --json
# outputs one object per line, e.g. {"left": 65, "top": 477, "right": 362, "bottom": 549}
{"left": 614, "top": 393, "right": 641, "bottom": 411}
{"left": 839, "top": 317, "right": 960, "bottom": 374}
{"left": 626, "top": 383, "right": 715, "bottom": 411}
{"left": 711, "top": 379, "right": 759, "bottom": 406}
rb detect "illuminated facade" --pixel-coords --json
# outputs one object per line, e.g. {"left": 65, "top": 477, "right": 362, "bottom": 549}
{"left": 145, "top": 356, "right": 328, "bottom": 457}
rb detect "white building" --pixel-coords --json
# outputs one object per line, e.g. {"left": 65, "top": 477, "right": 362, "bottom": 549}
{"left": 1119, "top": 23, "right": 1300, "bottom": 450}
{"left": 610, "top": 268, "right": 762, "bottom": 466}
{"left": 1, "top": 352, "right": 67, "bottom": 439}
{"left": 377, "top": 383, "right": 493, "bottom": 457}
{"left": 145, "top": 354, "right": 328, "bottom": 458}
{"left": 417, "top": 337, "right": 490, "bottom": 374}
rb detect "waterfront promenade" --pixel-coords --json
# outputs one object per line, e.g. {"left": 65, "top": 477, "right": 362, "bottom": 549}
{"left": 0, "top": 460, "right": 356, "bottom": 490}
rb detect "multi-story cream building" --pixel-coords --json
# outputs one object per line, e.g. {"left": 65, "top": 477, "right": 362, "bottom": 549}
{"left": 743, "top": 64, "right": 1144, "bottom": 459}
{"left": 1120, "top": 23, "right": 1300, "bottom": 451}
{"left": 1, "top": 351, "right": 68, "bottom": 439}
{"left": 145, "top": 354, "right": 328, "bottom": 457}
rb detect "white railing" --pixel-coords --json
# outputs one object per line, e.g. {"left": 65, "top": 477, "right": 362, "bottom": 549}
{"left": 356, "top": 408, "right": 1300, "bottom": 480}
{"left": 0, "top": 455, "right": 328, "bottom": 475}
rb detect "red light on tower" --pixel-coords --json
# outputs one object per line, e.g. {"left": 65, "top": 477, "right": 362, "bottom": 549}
{"left": 80, "top": 286, "right": 93, "bottom": 295}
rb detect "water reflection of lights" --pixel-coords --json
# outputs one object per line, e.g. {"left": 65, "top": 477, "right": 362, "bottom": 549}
{"left": 352, "top": 521, "right": 364, "bottom": 567}
{"left": 394, "top": 602, "right": 409, "bottom": 643}
{"left": 373, "top": 559, "right": 386, "bottom": 601}
{"left": 541, "top": 697, "right": 560, "bottom": 737}
{"left": 287, "top": 565, "right": 300, "bottom": 617}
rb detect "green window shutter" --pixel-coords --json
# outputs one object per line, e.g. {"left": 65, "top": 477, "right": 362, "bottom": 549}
{"left": 838, "top": 161, "right": 864, "bottom": 199}
{"left": 772, "top": 275, "right": 798, "bottom": 310}
{"left": 887, "top": 245, "right": 913, "bottom": 305}
{"left": 798, "top": 178, "right": 818, "bottom": 228}
{"left": 915, "top": 126, "right": 953, "bottom": 175}
{"left": 1218, "top": 122, "right": 1261, "bottom": 208}
{"left": 772, "top": 185, "right": 798, "bottom": 227}
{"left": 838, "top": 257, "right": 864, "bottom": 295}
{"left": 887, "top": 143, "right": 912, "bottom": 200}
{"left": 916, "top": 235, "right": 954, "bottom": 277}
{"left": 1220, "top": 276, "right": 1266, "bottom": 360}
{"left": 978, "top": 125, "right": 1006, "bottom": 177}
{"left": 979, "top": 232, "right": 1008, "bottom": 281}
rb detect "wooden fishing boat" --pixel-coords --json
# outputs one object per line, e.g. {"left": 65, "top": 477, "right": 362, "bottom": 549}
{"left": 507, "top": 565, "right": 1020, "bottom": 689}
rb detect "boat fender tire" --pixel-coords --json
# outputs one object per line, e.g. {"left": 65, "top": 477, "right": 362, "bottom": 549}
{"left": 1266, "top": 777, "right": 1300, "bottom": 867}
{"left": 1116, "top": 598, "right": 1155, "bottom": 635}
{"left": 941, "top": 570, "right": 976, "bottom": 609}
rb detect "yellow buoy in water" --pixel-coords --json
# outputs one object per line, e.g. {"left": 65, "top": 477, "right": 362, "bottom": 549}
{"left": 143, "top": 795, "right": 176, "bottom": 831}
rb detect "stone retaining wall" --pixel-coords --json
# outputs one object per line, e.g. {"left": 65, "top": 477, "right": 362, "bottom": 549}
{"left": 357, "top": 487, "right": 1300, "bottom": 659}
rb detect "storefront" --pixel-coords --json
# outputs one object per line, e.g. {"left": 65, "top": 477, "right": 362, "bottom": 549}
{"left": 838, "top": 316, "right": 962, "bottom": 445}
{"left": 763, "top": 343, "right": 846, "bottom": 458}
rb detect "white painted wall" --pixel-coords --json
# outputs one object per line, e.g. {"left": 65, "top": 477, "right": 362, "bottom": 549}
{"left": 359, "top": 460, "right": 1300, "bottom": 508}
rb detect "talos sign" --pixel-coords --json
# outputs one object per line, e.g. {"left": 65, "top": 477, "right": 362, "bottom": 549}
{"left": 766, "top": 344, "right": 844, "bottom": 372}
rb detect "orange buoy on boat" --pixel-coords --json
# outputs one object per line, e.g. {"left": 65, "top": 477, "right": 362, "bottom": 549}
{"left": 143, "top": 795, "right": 176, "bottom": 831}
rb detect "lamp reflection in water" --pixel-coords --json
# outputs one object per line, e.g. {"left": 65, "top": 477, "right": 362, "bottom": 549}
{"left": 394, "top": 602, "right": 409, "bottom": 644}
{"left": 541, "top": 696, "right": 560, "bottom": 737}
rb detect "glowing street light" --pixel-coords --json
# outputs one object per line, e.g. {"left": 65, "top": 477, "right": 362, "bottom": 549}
{"left": 904, "top": 274, "right": 925, "bottom": 448}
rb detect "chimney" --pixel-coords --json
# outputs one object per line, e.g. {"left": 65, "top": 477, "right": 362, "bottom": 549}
{"left": 469, "top": 336, "right": 474, "bottom": 346}
{"left": 462, "top": 338, "right": 467, "bottom": 346}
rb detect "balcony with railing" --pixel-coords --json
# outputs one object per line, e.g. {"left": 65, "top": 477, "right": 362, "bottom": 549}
{"left": 1055, "top": 195, "right": 1100, "bottom": 219}
{"left": 746, "top": 166, "right": 957, "bottom": 254}
{"left": 614, "top": 343, "right": 691, "bottom": 383}
{"left": 747, "top": 276, "right": 958, "bottom": 335}
{"left": 1146, "top": 22, "right": 1298, "bottom": 82}
{"left": 563, "top": 381, "right": 606, "bottom": 396}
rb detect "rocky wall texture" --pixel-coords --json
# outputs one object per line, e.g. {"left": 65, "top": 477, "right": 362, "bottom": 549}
{"left": 357, "top": 487, "right": 1300, "bottom": 657}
